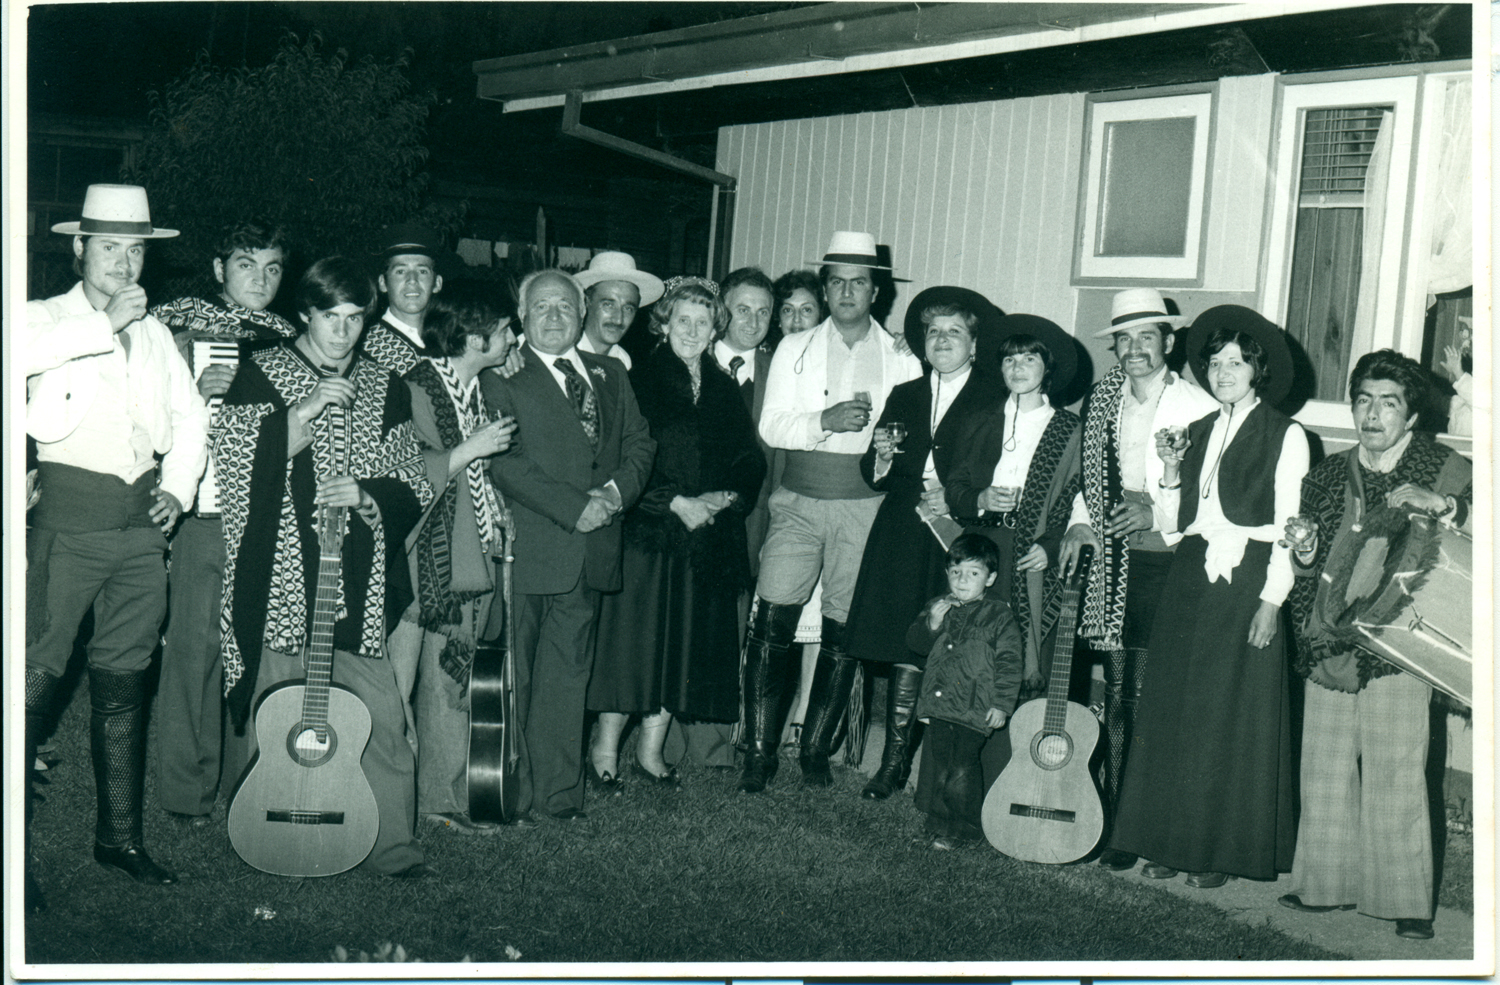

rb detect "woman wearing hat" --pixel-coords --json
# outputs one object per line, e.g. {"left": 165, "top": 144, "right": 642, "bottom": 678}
{"left": 843, "top": 287, "right": 1007, "bottom": 800}
{"left": 942, "top": 314, "right": 1083, "bottom": 785}
{"left": 588, "top": 277, "right": 766, "bottom": 788}
{"left": 1108, "top": 305, "right": 1308, "bottom": 887}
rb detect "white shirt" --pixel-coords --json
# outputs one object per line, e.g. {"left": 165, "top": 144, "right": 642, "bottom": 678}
{"left": 578, "top": 332, "right": 632, "bottom": 369}
{"left": 382, "top": 310, "right": 426, "bottom": 349}
{"left": 27, "top": 282, "right": 209, "bottom": 509}
{"left": 1118, "top": 367, "right": 1169, "bottom": 493}
{"left": 923, "top": 365, "right": 972, "bottom": 481}
{"left": 989, "top": 394, "right": 1056, "bottom": 493}
{"left": 714, "top": 339, "right": 756, "bottom": 385}
{"left": 1153, "top": 398, "right": 1309, "bottom": 605}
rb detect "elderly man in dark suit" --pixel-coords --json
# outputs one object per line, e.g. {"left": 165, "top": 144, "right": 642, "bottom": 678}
{"left": 481, "top": 269, "right": 656, "bottom": 821}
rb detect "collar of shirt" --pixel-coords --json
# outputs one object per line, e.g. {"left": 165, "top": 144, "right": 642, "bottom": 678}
{"left": 1124, "top": 365, "right": 1171, "bottom": 407}
{"left": 714, "top": 339, "right": 756, "bottom": 384}
{"left": 930, "top": 365, "right": 972, "bottom": 428}
{"left": 382, "top": 310, "right": 425, "bottom": 349}
{"left": 532, "top": 343, "right": 591, "bottom": 395}
{"left": 1357, "top": 428, "right": 1413, "bottom": 473}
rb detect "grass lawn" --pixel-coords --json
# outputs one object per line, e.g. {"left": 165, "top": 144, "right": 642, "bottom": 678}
{"left": 20, "top": 677, "right": 1463, "bottom": 968}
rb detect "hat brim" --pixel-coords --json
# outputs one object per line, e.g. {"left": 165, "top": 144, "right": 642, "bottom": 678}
{"left": 51, "top": 221, "right": 179, "bottom": 239}
{"left": 575, "top": 269, "right": 665, "bottom": 306}
{"left": 989, "top": 313, "right": 1079, "bottom": 397}
{"left": 1184, "top": 305, "right": 1295, "bottom": 409}
{"left": 806, "top": 253, "right": 894, "bottom": 271}
{"left": 902, "top": 286, "right": 1005, "bottom": 365}
{"left": 375, "top": 246, "right": 464, "bottom": 281}
{"left": 1092, "top": 312, "right": 1187, "bottom": 338}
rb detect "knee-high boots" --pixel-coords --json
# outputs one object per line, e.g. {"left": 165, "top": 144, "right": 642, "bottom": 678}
{"left": 738, "top": 601, "right": 802, "bottom": 794}
{"left": 89, "top": 666, "right": 176, "bottom": 885}
{"left": 798, "top": 617, "right": 858, "bottom": 787}
{"left": 861, "top": 664, "right": 923, "bottom": 800}
{"left": 25, "top": 667, "right": 63, "bottom": 912}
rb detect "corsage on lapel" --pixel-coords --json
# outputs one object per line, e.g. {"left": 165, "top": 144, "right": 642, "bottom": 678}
{"left": 588, "top": 366, "right": 607, "bottom": 382}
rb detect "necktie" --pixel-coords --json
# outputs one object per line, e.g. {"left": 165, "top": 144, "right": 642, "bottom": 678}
{"left": 728, "top": 355, "right": 745, "bottom": 383}
{"left": 554, "top": 358, "right": 600, "bottom": 448}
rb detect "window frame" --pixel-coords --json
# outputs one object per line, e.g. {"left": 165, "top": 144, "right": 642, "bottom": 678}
{"left": 1072, "top": 85, "right": 1216, "bottom": 286}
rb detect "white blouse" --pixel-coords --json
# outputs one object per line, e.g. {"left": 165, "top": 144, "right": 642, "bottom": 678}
{"left": 989, "top": 394, "right": 1056, "bottom": 493}
{"left": 1153, "top": 398, "right": 1309, "bottom": 606}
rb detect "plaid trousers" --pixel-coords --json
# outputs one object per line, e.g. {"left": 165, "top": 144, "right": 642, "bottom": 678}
{"left": 1288, "top": 673, "right": 1434, "bottom": 920}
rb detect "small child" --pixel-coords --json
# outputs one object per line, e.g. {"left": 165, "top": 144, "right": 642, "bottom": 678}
{"left": 906, "top": 534, "right": 1022, "bottom": 849}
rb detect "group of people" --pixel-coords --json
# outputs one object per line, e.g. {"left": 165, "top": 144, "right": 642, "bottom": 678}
{"left": 23, "top": 185, "right": 1469, "bottom": 945}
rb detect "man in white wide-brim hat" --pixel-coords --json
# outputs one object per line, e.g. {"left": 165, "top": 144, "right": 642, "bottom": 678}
{"left": 24, "top": 184, "right": 209, "bottom": 904}
{"left": 739, "top": 230, "right": 920, "bottom": 795}
{"left": 1055, "top": 286, "right": 1217, "bottom": 873}
{"left": 572, "top": 250, "right": 664, "bottom": 369}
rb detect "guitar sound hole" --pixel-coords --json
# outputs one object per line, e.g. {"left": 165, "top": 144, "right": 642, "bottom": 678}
{"left": 285, "top": 723, "right": 337, "bottom": 767}
{"left": 1031, "top": 731, "right": 1073, "bottom": 770}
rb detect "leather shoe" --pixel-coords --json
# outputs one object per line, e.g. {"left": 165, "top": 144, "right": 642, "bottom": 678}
{"left": 1141, "top": 862, "right": 1179, "bottom": 879}
{"left": 1278, "top": 893, "right": 1355, "bottom": 913}
{"left": 1395, "top": 918, "right": 1435, "bottom": 940}
{"left": 94, "top": 844, "right": 177, "bottom": 885}
{"left": 1098, "top": 848, "right": 1138, "bottom": 871}
{"left": 631, "top": 762, "right": 681, "bottom": 788}
{"left": 587, "top": 762, "right": 625, "bottom": 795}
{"left": 549, "top": 807, "right": 589, "bottom": 822}
{"left": 421, "top": 812, "right": 500, "bottom": 836}
{"left": 166, "top": 810, "right": 212, "bottom": 830}
{"left": 1184, "top": 871, "right": 1233, "bottom": 889}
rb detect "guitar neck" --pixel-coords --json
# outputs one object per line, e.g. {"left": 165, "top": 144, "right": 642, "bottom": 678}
{"left": 304, "top": 505, "right": 348, "bottom": 732}
{"left": 1042, "top": 585, "right": 1083, "bottom": 731}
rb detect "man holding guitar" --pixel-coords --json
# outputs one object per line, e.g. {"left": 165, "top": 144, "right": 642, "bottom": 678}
{"left": 215, "top": 257, "right": 434, "bottom": 877}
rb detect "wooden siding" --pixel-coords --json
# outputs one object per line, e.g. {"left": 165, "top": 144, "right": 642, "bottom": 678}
{"left": 717, "top": 93, "right": 1086, "bottom": 332}
{"left": 1202, "top": 73, "right": 1276, "bottom": 292}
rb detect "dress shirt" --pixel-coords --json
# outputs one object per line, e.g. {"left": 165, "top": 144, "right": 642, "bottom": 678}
{"left": 923, "top": 364, "right": 972, "bottom": 481}
{"left": 1154, "top": 398, "right": 1308, "bottom": 605}
{"left": 1118, "top": 366, "right": 1169, "bottom": 493}
{"left": 988, "top": 394, "right": 1056, "bottom": 494}
{"left": 382, "top": 310, "right": 426, "bottom": 349}
{"left": 530, "top": 341, "right": 619, "bottom": 503}
{"left": 578, "top": 332, "right": 632, "bottom": 369}
{"left": 27, "top": 282, "right": 209, "bottom": 509}
{"left": 823, "top": 323, "right": 888, "bottom": 455}
{"left": 1358, "top": 429, "right": 1414, "bottom": 473}
{"left": 714, "top": 339, "right": 756, "bottom": 386}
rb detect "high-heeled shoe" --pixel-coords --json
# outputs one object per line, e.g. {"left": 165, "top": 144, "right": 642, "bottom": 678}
{"left": 586, "top": 761, "right": 624, "bottom": 795}
{"left": 630, "top": 762, "right": 681, "bottom": 788}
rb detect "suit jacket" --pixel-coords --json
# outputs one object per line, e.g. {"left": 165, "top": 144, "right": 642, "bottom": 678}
{"left": 481, "top": 344, "right": 656, "bottom": 596}
{"left": 734, "top": 345, "right": 776, "bottom": 570}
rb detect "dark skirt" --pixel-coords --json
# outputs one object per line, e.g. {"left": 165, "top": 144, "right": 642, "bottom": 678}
{"left": 589, "top": 543, "right": 742, "bottom": 722}
{"left": 1109, "top": 535, "right": 1296, "bottom": 879}
{"left": 845, "top": 486, "right": 951, "bottom": 666}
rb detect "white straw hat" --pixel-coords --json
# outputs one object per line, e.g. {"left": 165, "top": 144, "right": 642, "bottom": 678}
{"left": 1093, "top": 287, "right": 1186, "bottom": 337}
{"left": 574, "top": 251, "right": 665, "bottom": 306}
{"left": 50, "top": 184, "right": 179, "bottom": 239}
{"left": 807, "top": 231, "right": 892, "bottom": 271}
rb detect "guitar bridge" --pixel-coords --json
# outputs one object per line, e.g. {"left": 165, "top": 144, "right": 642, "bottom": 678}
{"left": 265, "top": 809, "right": 346, "bottom": 825}
{"left": 1009, "top": 804, "right": 1076, "bottom": 823}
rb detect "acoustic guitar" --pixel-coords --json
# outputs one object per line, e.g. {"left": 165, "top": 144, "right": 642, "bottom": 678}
{"left": 982, "top": 546, "right": 1103, "bottom": 863}
{"left": 228, "top": 503, "right": 380, "bottom": 876}
{"left": 468, "top": 505, "right": 523, "bottom": 823}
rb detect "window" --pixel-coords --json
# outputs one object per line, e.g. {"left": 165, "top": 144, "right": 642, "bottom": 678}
{"left": 1074, "top": 88, "right": 1215, "bottom": 284}
{"left": 1260, "top": 75, "right": 1419, "bottom": 425}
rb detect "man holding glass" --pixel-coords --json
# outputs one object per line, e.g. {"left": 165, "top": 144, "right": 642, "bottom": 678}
{"left": 1056, "top": 288, "right": 1216, "bottom": 871}
{"left": 739, "top": 232, "right": 920, "bottom": 793}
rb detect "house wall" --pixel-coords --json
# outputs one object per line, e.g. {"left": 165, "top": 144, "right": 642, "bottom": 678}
{"left": 716, "top": 68, "right": 1475, "bottom": 791}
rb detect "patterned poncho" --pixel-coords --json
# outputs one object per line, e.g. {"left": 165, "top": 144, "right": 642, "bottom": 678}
{"left": 214, "top": 342, "right": 433, "bottom": 727}
{"left": 152, "top": 295, "right": 297, "bottom": 343}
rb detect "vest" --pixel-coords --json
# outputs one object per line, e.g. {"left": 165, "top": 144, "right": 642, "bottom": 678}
{"left": 1178, "top": 400, "right": 1292, "bottom": 530}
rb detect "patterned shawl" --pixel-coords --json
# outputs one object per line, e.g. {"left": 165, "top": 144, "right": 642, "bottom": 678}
{"left": 1010, "top": 409, "right": 1083, "bottom": 687}
{"left": 1077, "top": 365, "right": 1131, "bottom": 649}
{"left": 215, "top": 344, "right": 432, "bottom": 727}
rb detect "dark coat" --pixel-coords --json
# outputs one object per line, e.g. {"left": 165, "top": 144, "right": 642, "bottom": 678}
{"left": 731, "top": 345, "right": 776, "bottom": 573}
{"left": 590, "top": 344, "right": 767, "bottom": 720}
{"left": 481, "top": 344, "right": 656, "bottom": 596}
{"left": 844, "top": 366, "right": 1007, "bottom": 665}
{"left": 907, "top": 595, "right": 1024, "bottom": 732}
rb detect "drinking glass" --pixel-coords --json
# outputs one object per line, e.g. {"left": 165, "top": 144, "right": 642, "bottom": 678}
{"left": 886, "top": 421, "right": 908, "bottom": 452}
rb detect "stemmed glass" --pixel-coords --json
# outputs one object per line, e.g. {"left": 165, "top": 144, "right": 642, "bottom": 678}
{"left": 885, "top": 421, "right": 908, "bottom": 453}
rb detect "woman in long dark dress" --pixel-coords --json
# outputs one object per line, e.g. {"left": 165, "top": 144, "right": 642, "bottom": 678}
{"left": 1109, "top": 305, "right": 1308, "bottom": 886}
{"left": 942, "top": 315, "right": 1081, "bottom": 788}
{"left": 588, "top": 278, "right": 767, "bottom": 786}
{"left": 843, "top": 286, "right": 1005, "bottom": 800}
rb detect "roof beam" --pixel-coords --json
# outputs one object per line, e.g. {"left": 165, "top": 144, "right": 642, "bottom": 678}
{"left": 560, "top": 92, "right": 736, "bottom": 188}
{"left": 477, "top": 0, "right": 1381, "bottom": 113}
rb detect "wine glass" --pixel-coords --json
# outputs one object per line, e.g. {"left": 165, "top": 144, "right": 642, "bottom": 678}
{"left": 886, "top": 421, "right": 908, "bottom": 453}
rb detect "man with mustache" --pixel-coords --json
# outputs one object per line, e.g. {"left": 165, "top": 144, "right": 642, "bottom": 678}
{"left": 741, "top": 231, "right": 920, "bottom": 793}
{"left": 573, "top": 251, "right": 664, "bottom": 370}
{"left": 151, "top": 218, "right": 296, "bottom": 830}
{"left": 1056, "top": 287, "right": 1216, "bottom": 871}
{"left": 1280, "top": 349, "right": 1471, "bottom": 941}
{"left": 24, "top": 184, "right": 208, "bottom": 906}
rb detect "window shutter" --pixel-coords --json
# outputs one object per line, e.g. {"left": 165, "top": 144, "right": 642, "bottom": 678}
{"left": 1298, "top": 107, "right": 1384, "bottom": 207}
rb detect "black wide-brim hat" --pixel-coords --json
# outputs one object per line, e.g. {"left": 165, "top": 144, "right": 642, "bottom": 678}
{"left": 902, "top": 286, "right": 1005, "bottom": 366}
{"left": 991, "top": 313, "right": 1078, "bottom": 398}
{"left": 1185, "top": 305, "right": 1295, "bottom": 408}
{"left": 372, "top": 221, "right": 463, "bottom": 280}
